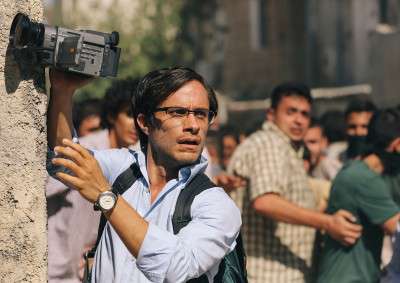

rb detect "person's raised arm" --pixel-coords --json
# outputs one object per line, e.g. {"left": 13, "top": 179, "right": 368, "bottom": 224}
{"left": 253, "top": 193, "right": 363, "bottom": 246}
{"left": 47, "top": 69, "right": 93, "bottom": 149}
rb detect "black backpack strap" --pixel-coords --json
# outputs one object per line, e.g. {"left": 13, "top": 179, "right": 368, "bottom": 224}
{"left": 172, "top": 173, "right": 215, "bottom": 234}
{"left": 172, "top": 173, "right": 216, "bottom": 283}
{"left": 111, "top": 163, "right": 142, "bottom": 195}
{"left": 87, "top": 163, "right": 141, "bottom": 258}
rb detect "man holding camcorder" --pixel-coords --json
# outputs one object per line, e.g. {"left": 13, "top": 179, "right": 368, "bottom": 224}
{"left": 46, "top": 67, "right": 241, "bottom": 282}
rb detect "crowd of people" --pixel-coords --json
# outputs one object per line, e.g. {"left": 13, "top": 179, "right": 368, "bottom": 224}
{"left": 46, "top": 67, "right": 400, "bottom": 283}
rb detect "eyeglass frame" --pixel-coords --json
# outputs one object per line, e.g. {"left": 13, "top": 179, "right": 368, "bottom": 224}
{"left": 153, "top": 106, "right": 217, "bottom": 124}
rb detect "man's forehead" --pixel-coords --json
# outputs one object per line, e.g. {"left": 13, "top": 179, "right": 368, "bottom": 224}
{"left": 307, "top": 126, "right": 323, "bottom": 136}
{"left": 347, "top": 111, "right": 373, "bottom": 122}
{"left": 279, "top": 95, "right": 311, "bottom": 110}
{"left": 159, "top": 81, "right": 209, "bottom": 107}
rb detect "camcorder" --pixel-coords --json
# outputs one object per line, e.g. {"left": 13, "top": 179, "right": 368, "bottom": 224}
{"left": 9, "top": 13, "right": 121, "bottom": 77}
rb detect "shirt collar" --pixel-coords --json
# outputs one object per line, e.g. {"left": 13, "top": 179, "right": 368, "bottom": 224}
{"left": 262, "top": 121, "right": 291, "bottom": 144}
{"left": 262, "top": 121, "right": 304, "bottom": 158}
{"left": 179, "top": 154, "right": 208, "bottom": 185}
{"left": 131, "top": 149, "right": 209, "bottom": 187}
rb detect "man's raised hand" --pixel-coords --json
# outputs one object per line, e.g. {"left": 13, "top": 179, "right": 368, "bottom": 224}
{"left": 52, "top": 139, "right": 110, "bottom": 203}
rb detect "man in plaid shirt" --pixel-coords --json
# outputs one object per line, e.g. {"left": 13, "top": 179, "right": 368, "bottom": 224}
{"left": 228, "top": 82, "right": 362, "bottom": 283}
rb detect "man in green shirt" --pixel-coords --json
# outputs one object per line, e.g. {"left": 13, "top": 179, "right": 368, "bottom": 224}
{"left": 317, "top": 108, "right": 400, "bottom": 283}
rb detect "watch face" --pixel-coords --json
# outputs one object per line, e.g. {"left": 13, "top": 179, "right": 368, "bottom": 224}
{"left": 99, "top": 193, "right": 116, "bottom": 210}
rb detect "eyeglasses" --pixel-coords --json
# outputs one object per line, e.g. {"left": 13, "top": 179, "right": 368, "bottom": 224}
{"left": 154, "top": 107, "right": 216, "bottom": 123}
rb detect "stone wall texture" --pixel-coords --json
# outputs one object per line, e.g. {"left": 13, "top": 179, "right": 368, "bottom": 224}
{"left": 0, "top": 1, "right": 47, "bottom": 282}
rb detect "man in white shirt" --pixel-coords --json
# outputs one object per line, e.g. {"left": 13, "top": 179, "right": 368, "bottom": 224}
{"left": 47, "top": 67, "right": 241, "bottom": 282}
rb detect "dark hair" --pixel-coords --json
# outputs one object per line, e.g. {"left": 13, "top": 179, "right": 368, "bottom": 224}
{"left": 320, "top": 110, "right": 346, "bottom": 143}
{"left": 270, "top": 82, "right": 313, "bottom": 109}
{"left": 344, "top": 98, "right": 377, "bottom": 119}
{"left": 101, "top": 77, "right": 140, "bottom": 129}
{"left": 73, "top": 98, "right": 103, "bottom": 130}
{"left": 132, "top": 67, "right": 218, "bottom": 150}
{"left": 367, "top": 108, "right": 400, "bottom": 151}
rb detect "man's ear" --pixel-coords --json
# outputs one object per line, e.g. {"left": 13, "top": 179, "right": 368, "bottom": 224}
{"left": 266, "top": 108, "right": 275, "bottom": 122}
{"left": 137, "top": 114, "right": 150, "bottom": 136}
{"left": 387, "top": 137, "right": 400, "bottom": 153}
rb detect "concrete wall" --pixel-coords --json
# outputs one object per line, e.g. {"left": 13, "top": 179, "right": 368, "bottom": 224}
{"left": 221, "top": 0, "right": 307, "bottom": 97}
{"left": 0, "top": 1, "right": 47, "bottom": 282}
{"left": 305, "top": 0, "right": 379, "bottom": 86}
{"left": 369, "top": 30, "right": 400, "bottom": 108}
{"left": 350, "top": 0, "right": 379, "bottom": 84}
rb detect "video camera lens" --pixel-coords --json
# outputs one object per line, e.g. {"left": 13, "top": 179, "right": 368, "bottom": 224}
{"left": 9, "top": 13, "right": 45, "bottom": 48}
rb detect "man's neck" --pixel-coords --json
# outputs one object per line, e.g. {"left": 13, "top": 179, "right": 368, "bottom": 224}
{"left": 290, "top": 140, "right": 303, "bottom": 152}
{"left": 363, "top": 153, "right": 384, "bottom": 174}
{"left": 108, "top": 128, "right": 124, "bottom": 149}
{"left": 145, "top": 145, "right": 179, "bottom": 203}
{"left": 268, "top": 121, "right": 303, "bottom": 151}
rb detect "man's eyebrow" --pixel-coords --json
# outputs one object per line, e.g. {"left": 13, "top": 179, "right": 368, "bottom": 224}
{"left": 289, "top": 107, "right": 310, "bottom": 116}
{"left": 159, "top": 106, "right": 210, "bottom": 110}
{"left": 287, "top": 107, "right": 299, "bottom": 112}
{"left": 287, "top": 106, "right": 309, "bottom": 112}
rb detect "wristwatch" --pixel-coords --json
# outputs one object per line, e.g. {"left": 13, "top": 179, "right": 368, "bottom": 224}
{"left": 94, "top": 190, "right": 118, "bottom": 212}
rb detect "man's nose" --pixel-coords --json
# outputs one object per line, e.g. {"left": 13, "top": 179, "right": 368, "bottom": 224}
{"left": 294, "top": 113, "right": 306, "bottom": 125}
{"left": 183, "top": 113, "right": 200, "bottom": 133}
{"left": 355, "top": 126, "right": 368, "bottom": 136}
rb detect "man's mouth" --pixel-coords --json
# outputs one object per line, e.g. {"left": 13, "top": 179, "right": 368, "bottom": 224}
{"left": 291, "top": 128, "right": 303, "bottom": 135}
{"left": 177, "top": 137, "right": 201, "bottom": 149}
{"left": 177, "top": 138, "right": 200, "bottom": 145}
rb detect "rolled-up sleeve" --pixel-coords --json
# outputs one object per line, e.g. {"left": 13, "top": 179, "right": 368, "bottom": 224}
{"left": 136, "top": 188, "right": 241, "bottom": 283}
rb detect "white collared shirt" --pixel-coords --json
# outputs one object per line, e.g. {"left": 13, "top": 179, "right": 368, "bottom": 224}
{"left": 91, "top": 148, "right": 241, "bottom": 283}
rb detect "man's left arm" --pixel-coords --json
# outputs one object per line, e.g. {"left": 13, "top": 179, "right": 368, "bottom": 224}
{"left": 135, "top": 188, "right": 240, "bottom": 282}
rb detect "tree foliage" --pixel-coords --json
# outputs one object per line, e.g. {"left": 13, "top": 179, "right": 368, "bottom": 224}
{"left": 47, "top": 0, "right": 209, "bottom": 101}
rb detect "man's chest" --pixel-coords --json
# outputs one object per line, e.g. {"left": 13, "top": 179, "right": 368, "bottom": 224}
{"left": 280, "top": 153, "right": 316, "bottom": 208}
{"left": 122, "top": 181, "right": 180, "bottom": 227}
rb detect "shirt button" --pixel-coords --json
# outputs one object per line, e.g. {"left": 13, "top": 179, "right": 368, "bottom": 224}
{"left": 183, "top": 168, "right": 191, "bottom": 177}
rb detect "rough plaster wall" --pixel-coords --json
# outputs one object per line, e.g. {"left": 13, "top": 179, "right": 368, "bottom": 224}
{"left": 0, "top": 1, "right": 47, "bottom": 282}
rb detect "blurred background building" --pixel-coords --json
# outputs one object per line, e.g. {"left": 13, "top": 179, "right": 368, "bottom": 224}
{"left": 44, "top": 0, "right": 400, "bottom": 129}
